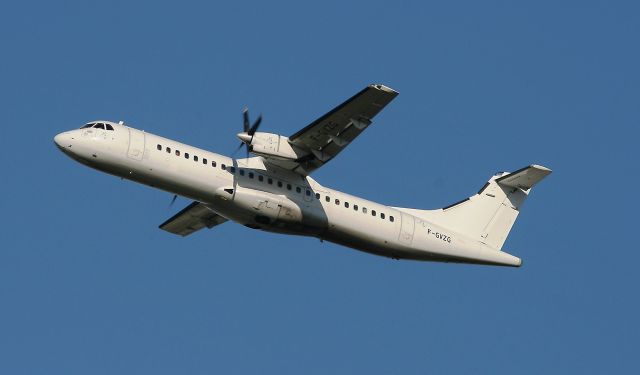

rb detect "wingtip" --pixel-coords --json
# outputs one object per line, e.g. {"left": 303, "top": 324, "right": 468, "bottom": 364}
{"left": 369, "top": 83, "right": 399, "bottom": 95}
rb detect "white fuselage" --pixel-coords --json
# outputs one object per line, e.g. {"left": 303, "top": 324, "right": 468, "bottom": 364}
{"left": 54, "top": 122, "right": 522, "bottom": 266}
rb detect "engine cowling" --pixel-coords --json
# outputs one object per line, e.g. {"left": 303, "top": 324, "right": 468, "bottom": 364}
{"left": 249, "top": 132, "right": 306, "bottom": 160}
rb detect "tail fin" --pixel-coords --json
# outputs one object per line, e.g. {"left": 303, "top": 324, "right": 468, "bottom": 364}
{"left": 417, "top": 165, "right": 551, "bottom": 250}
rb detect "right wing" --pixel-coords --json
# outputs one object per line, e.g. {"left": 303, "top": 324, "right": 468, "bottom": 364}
{"left": 159, "top": 201, "right": 227, "bottom": 237}
{"left": 263, "top": 84, "right": 398, "bottom": 175}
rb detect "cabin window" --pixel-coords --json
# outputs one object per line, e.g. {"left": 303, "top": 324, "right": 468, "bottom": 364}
{"left": 175, "top": 150, "right": 180, "bottom": 156}
{"left": 194, "top": 155, "right": 198, "bottom": 162}
{"left": 380, "top": 213, "right": 385, "bottom": 219}
{"left": 258, "top": 175, "right": 264, "bottom": 182}
{"left": 249, "top": 172, "right": 254, "bottom": 179}
{"left": 184, "top": 153, "right": 189, "bottom": 159}
{"left": 212, "top": 161, "right": 217, "bottom": 167}
{"left": 239, "top": 169, "right": 245, "bottom": 176}
{"left": 371, "top": 210, "right": 376, "bottom": 217}
{"left": 315, "top": 193, "right": 320, "bottom": 199}
{"left": 296, "top": 186, "right": 301, "bottom": 193}
{"left": 203, "top": 158, "right": 207, "bottom": 164}
{"left": 363, "top": 207, "right": 367, "bottom": 214}
{"left": 166, "top": 147, "right": 171, "bottom": 153}
{"left": 228, "top": 167, "right": 235, "bottom": 173}
{"left": 157, "top": 144, "right": 162, "bottom": 150}
{"left": 268, "top": 178, "right": 273, "bottom": 185}
{"left": 277, "top": 181, "right": 283, "bottom": 188}
{"left": 344, "top": 202, "right": 349, "bottom": 208}
{"left": 353, "top": 204, "right": 358, "bottom": 211}
{"left": 221, "top": 164, "right": 226, "bottom": 170}
{"left": 390, "top": 216, "right": 394, "bottom": 222}
{"left": 287, "top": 184, "right": 292, "bottom": 190}
{"left": 335, "top": 199, "right": 340, "bottom": 205}
{"left": 306, "top": 190, "right": 311, "bottom": 196}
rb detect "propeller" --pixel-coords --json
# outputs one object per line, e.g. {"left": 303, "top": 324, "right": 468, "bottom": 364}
{"left": 169, "top": 194, "right": 178, "bottom": 207}
{"left": 234, "top": 107, "right": 262, "bottom": 158}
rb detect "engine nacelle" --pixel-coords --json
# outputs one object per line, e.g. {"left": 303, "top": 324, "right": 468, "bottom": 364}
{"left": 249, "top": 132, "right": 306, "bottom": 160}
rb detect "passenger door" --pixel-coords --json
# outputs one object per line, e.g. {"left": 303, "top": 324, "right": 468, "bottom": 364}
{"left": 398, "top": 212, "right": 415, "bottom": 245}
{"left": 127, "top": 128, "right": 145, "bottom": 160}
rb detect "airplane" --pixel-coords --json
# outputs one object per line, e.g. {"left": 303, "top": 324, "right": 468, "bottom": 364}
{"left": 54, "top": 84, "right": 551, "bottom": 267}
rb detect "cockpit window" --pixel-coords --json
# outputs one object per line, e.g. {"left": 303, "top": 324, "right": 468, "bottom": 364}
{"left": 81, "top": 123, "right": 94, "bottom": 129}
{"left": 105, "top": 124, "right": 114, "bottom": 131}
{"left": 94, "top": 123, "right": 105, "bottom": 130}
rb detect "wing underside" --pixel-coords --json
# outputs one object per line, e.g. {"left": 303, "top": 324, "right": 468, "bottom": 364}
{"left": 159, "top": 201, "right": 227, "bottom": 236}
{"left": 266, "top": 84, "right": 398, "bottom": 175}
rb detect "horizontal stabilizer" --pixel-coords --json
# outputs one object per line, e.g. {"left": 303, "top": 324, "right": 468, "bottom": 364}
{"left": 159, "top": 201, "right": 227, "bottom": 236}
{"left": 495, "top": 164, "right": 552, "bottom": 190}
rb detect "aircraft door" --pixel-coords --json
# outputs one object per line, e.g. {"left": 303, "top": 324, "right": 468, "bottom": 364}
{"left": 127, "top": 128, "right": 145, "bottom": 160}
{"left": 398, "top": 212, "right": 415, "bottom": 245}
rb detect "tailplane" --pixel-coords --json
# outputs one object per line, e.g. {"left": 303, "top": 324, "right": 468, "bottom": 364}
{"left": 415, "top": 165, "right": 551, "bottom": 250}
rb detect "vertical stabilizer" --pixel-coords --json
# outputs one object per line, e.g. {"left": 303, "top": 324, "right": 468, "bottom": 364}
{"left": 415, "top": 165, "right": 551, "bottom": 250}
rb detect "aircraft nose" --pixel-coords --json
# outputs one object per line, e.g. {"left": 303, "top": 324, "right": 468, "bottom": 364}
{"left": 54, "top": 131, "right": 73, "bottom": 151}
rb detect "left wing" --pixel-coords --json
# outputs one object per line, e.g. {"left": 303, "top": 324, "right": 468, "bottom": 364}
{"left": 264, "top": 84, "right": 398, "bottom": 175}
{"left": 159, "top": 201, "right": 227, "bottom": 236}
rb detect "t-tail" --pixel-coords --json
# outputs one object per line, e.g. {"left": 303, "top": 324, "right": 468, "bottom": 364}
{"left": 412, "top": 165, "right": 551, "bottom": 264}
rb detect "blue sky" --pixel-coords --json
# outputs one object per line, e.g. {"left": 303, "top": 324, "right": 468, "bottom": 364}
{"left": 1, "top": 1, "right": 638, "bottom": 373}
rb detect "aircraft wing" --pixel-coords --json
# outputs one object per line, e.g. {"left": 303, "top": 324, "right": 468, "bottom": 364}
{"left": 267, "top": 84, "right": 398, "bottom": 175}
{"left": 159, "top": 201, "right": 227, "bottom": 236}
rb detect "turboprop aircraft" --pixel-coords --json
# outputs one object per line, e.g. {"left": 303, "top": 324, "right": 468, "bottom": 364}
{"left": 54, "top": 84, "right": 551, "bottom": 267}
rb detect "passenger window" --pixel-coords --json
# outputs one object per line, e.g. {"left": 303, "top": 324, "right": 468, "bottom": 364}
{"left": 194, "top": 155, "right": 198, "bottom": 162}
{"left": 228, "top": 166, "right": 235, "bottom": 173}
{"left": 268, "top": 178, "right": 273, "bottom": 185}
{"left": 212, "top": 161, "right": 217, "bottom": 167}
{"left": 166, "top": 147, "right": 171, "bottom": 153}
{"left": 203, "top": 158, "right": 207, "bottom": 164}
{"left": 106, "top": 124, "right": 114, "bottom": 131}
{"left": 157, "top": 144, "right": 162, "bottom": 150}
{"left": 221, "top": 164, "right": 226, "bottom": 170}
{"left": 354, "top": 204, "right": 358, "bottom": 211}
{"left": 335, "top": 199, "right": 340, "bottom": 205}
{"left": 258, "top": 175, "right": 264, "bottom": 182}
{"left": 306, "top": 190, "right": 311, "bottom": 196}
{"left": 296, "top": 187, "right": 301, "bottom": 193}
{"left": 185, "top": 153, "right": 189, "bottom": 159}
{"left": 239, "top": 169, "right": 245, "bottom": 176}
{"left": 325, "top": 196, "right": 330, "bottom": 202}
{"left": 381, "top": 213, "right": 385, "bottom": 219}
{"left": 390, "top": 216, "right": 394, "bottom": 222}
{"left": 363, "top": 207, "right": 367, "bottom": 214}
{"left": 315, "top": 193, "right": 320, "bottom": 199}
{"left": 249, "top": 172, "right": 254, "bottom": 179}
{"left": 344, "top": 202, "right": 349, "bottom": 208}
{"left": 372, "top": 210, "right": 376, "bottom": 217}
{"left": 287, "top": 184, "right": 292, "bottom": 190}
{"left": 176, "top": 150, "right": 180, "bottom": 156}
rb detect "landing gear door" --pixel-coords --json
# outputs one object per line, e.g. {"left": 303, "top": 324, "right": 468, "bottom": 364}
{"left": 398, "top": 212, "right": 415, "bottom": 245}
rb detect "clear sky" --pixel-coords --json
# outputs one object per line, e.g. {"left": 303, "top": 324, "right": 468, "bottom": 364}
{"left": 1, "top": 0, "right": 638, "bottom": 373}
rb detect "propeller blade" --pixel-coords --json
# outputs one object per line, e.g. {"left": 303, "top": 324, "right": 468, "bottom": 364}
{"left": 231, "top": 142, "right": 245, "bottom": 157}
{"left": 242, "top": 107, "right": 250, "bottom": 133}
{"left": 248, "top": 114, "right": 262, "bottom": 136}
{"left": 169, "top": 194, "right": 178, "bottom": 207}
